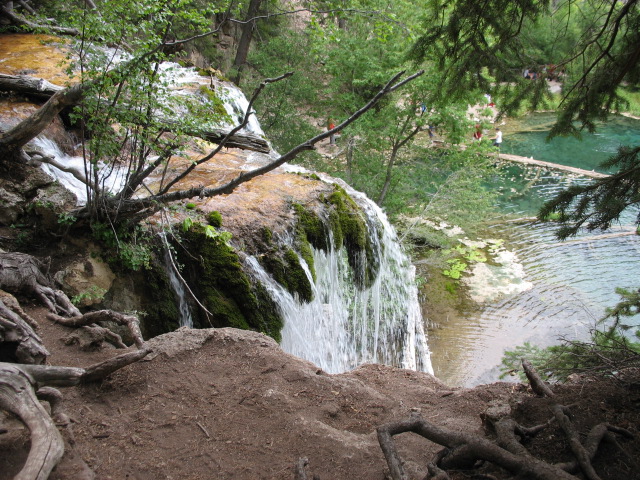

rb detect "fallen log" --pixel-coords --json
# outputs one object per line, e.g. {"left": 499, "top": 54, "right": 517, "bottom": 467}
{"left": 0, "top": 73, "right": 271, "bottom": 153}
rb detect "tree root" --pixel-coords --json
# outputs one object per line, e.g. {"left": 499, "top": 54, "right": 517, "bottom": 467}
{"left": 0, "top": 348, "right": 150, "bottom": 479}
{"left": 48, "top": 309, "right": 145, "bottom": 349}
{"left": 377, "top": 359, "right": 635, "bottom": 480}
{"left": 0, "top": 293, "right": 49, "bottom": 364}
{"left": 377, "top": 410, "right": 575, "bottom": 480}
{"left": 0, "top": 253, "right": 81, "bottom": 317}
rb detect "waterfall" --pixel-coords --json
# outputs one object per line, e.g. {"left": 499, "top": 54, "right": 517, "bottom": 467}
{"left": 32, "top": 137, "right": 127, "bottom": 206}
{"left": 26, "top": 59, "right": 431, "bottom": 374}
{"left": 245, "top": 172, "right": 433, "bottom": 375}
{"left": 161, "top": 235, "right": 193, "bottom": 329}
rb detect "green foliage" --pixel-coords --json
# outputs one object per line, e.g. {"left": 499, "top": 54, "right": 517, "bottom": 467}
{"left": 442, "top": 258, "right": 467, "bottom": 280}
{"left": 501, "top": 288, "right": 640, "bottom": 382}
{"left": 538, "top": 145, "right": 640, "bottom": 239}
{"left": 182, "top": 217, "right": 194, "bottom": 232}
{"left": 90, "top": 222, "right": 152, "bottom": 271}
{"left": 71, "top": 286, "right": 107, "bottom": 306}
{"left": 57, "top": 212, "right": 77, "bottom": 226}
{"left": 441, "top": 244, "right": 487, "bottom": 279}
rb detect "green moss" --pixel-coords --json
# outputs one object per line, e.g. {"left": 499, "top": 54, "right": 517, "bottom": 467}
{"left": 297, "top": 238, "right": 316, "bottom": 283}
{"left": 262, "top": 226, "right": 273, "bottom": 245}
{"left": 325, "top": 186, "right": 380, "bottom": 289}
{"left": 180, "top": 223, "right": 283, "bottom": 341}
{"left": 140, "top": 258, "right": 180, "bottom": 338}
{"left": 259, "top": 248, "right": 313, "bottom": 303}
{"left": 292, "top": 203, "right": 328, "bottom": 251}
{"left": 291, "top": 202, "right": 330, "bottom": 283}
{"left": 207, "top": 210, "right": 223, "bottom": 228}
{"left": 197, "top": 85, "right": 231, "bottom": 119}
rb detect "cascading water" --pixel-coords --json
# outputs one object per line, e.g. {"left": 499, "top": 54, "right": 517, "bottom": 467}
{"left": 32, "top": 137, "right": 128, "bottom": 206}
{"left": 161, "top": 235, "right": 193, "bottom": 329}
{"left": 245, "top": 169, "right": 433, "bottom": 375}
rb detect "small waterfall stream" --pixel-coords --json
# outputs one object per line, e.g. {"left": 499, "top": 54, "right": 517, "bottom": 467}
{"left": 161, "top": 235, "right": 193, "bottom": 329}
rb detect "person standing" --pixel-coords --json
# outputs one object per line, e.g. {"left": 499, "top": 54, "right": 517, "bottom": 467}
{"left": 327, "top": 119, "right": 336, "bottom": 145}
{"left": 473, "top": 124, "right": 482, "bottom": 141}
{"left": 493, "top": 127, "right": 503, "bottom": 148}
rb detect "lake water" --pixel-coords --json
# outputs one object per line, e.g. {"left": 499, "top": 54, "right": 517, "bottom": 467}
{"left": 427, "top": 113, "right": 640, "bottom": 386}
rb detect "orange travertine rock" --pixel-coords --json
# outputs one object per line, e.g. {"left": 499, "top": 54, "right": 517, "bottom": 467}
{"left": 0, "top": 33, "right": 72, "bottom": 84}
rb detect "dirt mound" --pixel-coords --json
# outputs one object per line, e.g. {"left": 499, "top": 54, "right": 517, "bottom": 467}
{"left": 1, "top": 306, "right": 639, "bottom": 480}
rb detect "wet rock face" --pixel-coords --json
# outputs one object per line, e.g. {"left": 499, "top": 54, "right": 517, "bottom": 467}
{"left": 0, "top": 161, "right": 58, "bottom": 226}
{"left": 53, "top": 255, "right": 115, "bottom": 307}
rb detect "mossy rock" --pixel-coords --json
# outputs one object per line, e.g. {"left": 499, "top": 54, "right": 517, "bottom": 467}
{"left": 207, "top": 210, "right": 223, "bottom": 228}
{"left": 138, "top": 256, "right": 181, "bottom": 338}
{"left": 325, "top": 186, "right": 380, "bottom": 289}
{"left": 197, "top": 85, "right": 231, "bottom": 120}
{"left": 259, "top": 247, "right": 313, "bottom": 303}
{"left": 180, "top": 223, "right": 283, "bottom": 341}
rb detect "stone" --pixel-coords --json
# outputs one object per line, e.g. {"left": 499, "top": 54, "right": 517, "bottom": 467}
{"left": 54, "top": 255, "right": 115, "bottom": 307}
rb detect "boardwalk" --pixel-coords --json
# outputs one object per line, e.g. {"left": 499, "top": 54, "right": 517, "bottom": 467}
{"left": 498, "top": 153, "right": 609, "bottom": 179}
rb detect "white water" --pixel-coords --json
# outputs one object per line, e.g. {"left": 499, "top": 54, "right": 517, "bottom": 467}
{"left": 245, "top": 170, "right": 433, "bottom": 374}
{"left": 155, "top": 62, "right": 264, "bottom": 136}
{"left": 161, "top": 237, "right": 193, "bottom": 329}
{"left": 33, "top": 137, "right": 127, "bottom": 205}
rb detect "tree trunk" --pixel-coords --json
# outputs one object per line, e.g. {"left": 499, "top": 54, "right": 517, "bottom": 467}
{"left": 0, "top": 74, "right": 270, "bottom": 154}
{"left": 232, "top": 0, "right": 262, "bottom": 85}
{"left": 0, "top": 82, "right": 85, "bottom": 153}
{"left": 377, "top": 144, "right": 399, "bottom": 205}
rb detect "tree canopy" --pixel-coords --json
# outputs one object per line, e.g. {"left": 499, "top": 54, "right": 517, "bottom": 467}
{"left": 410, "top": 0, "right": 640, "bottom": 236}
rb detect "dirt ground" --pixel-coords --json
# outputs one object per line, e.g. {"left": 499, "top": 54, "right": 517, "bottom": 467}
{"left": 1, "top": 305, "right": 639, "bottom": 480}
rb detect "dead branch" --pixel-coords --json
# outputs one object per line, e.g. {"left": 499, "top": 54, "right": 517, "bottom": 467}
{"left": 0, "top": 4, "right": 79, "bottom": 35}
{"left": 522, "top": 358, "right": 556, "bottom": 398}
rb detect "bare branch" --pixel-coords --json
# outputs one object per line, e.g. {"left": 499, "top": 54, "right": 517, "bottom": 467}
{"left": 110, "top": 70, "right": 424, "bottom": 214}
{"left": 0, "top": 4, "right": 79, "bottom": 35}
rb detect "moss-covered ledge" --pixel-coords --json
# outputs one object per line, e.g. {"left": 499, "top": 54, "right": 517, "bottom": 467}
{"left": 179, "top": 222, "right": 283, "bottom": 342}
{"left": 324, "top": 185, "right": 380, "bottom": 289}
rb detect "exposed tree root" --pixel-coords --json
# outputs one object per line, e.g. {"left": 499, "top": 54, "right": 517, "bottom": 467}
{"left": 0, "top": 251, "right": 151, "bottom": 479}
{"left": 377, "top": 359, "right": 635, "bottom": 480}
{"left": 0, "top": 292, "right": 49, "bottom": 364}
{"left": 48, "top": 309, "right": 145, "bottom": 349}
{"left": 0, "top": 253, "right": 81, "bottom": 318}
{"left": 0, "top": 349, "right": 150, "bottom": 479}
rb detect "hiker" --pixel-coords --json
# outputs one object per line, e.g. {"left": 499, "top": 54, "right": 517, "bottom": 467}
{"left": 328, "top": 119, "right": 336, "bottom": 145}
{"left": 473, "top": 124, "right": 482, "bottom": 141}
{"left": 492, "top": 127, "right": 503, "bottom": 148}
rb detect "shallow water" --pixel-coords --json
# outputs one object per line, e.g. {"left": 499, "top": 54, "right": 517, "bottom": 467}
{"left": 502, "top": 113, "right": 640, "bottom": 173}
{"left": 428, "top": 115, "right": 640, "bottom": 386}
